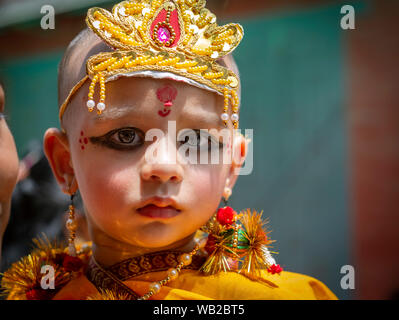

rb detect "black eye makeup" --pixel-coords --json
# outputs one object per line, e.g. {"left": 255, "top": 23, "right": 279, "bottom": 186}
{"left": 178, "top": 129, "right": 225, "bottom": 151}
{"left": 90, "top": 127, "right": 145, "bottom": 151}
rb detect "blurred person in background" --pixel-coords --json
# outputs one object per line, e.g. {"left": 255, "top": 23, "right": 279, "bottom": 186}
{"left": 0, "top": 83, "right": 88, "bottom": 272}
{"left": 0, "top": 83, "right": 19, "bottom": 267}
{"left": 1, "top": 142, "right": 71, "bottom": 271}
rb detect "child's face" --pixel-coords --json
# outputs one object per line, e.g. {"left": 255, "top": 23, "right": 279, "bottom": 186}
{"left": 49, "top": 76, "right": 240, "bottom": 249}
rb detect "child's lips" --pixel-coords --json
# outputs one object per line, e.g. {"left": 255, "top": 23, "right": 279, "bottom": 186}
{"left": 137, "top": 204, "right": 181, "bottom": 219}
{"left": 136, "top": 196, "right": 182, "bottom": 219}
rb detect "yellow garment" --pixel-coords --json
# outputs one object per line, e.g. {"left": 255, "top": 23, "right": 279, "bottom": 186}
{"left": 2, "top": 233, "right": 337, "bottom": 300}
{"left": 52, "top": 269, "right": 337, "bottom": 300}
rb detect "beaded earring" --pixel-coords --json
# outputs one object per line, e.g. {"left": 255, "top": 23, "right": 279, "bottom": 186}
{"left": 206, "top": 186, "right": 232, "bottom": 226}
{"left": 222, "top": 186, "right": 232, "bottom": 205}
{"left": 66, "top": 193, "right": 78, "bottom": 257}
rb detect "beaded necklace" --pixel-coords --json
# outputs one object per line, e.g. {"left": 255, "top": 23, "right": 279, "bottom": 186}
{"left": 89, "top": 243, "right": 200, "bottom": 300}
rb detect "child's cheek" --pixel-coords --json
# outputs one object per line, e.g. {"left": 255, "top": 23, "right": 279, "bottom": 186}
{"left": 186, "top": 165, "right": 225, "bottom": 210}
{"left": 76, "top": 151, "right": 138, "bottom": 223}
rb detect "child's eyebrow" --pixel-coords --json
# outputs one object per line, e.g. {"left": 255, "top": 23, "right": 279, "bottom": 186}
{"left": 90, "top": 105, "right": 138, "bottom": 123}
{"left": 180, "top": 111, "right": 222, "bottom": 129}
{"left": 88, "top": 103, "right": 225, "bottom": 129}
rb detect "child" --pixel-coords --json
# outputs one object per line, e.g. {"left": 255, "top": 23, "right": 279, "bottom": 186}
{"left": 1, "top": 0, "right": 337, "bottom": 300}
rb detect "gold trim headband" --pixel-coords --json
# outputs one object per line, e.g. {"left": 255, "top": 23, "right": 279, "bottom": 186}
{"left": 59, "top": 0, "right": 244, "bottom": 128}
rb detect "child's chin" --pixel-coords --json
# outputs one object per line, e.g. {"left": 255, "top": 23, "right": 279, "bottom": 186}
{"left": 133, "top": 236, "right": 183, "bottom": 249}
{"left": 123, "top": 223, "right": 189, "bottom": 248}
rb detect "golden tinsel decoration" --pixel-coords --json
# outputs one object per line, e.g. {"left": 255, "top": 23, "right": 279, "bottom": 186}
{"left": 199, "top": 207, "right": 282, "bottom": 280}
{"left": 239, "top": 209, "right": 274, "bottom": 278}
{"left": 87, "top": 288, "right": 130, "bottom": 300}
{"left": 1, "top": 235, "right": 91, "bottom": 300}
{"left": 199, "top": 235, "right": 237, "bottom": 275}
{"left": 1, "top": 254, "right": 46, "bottom": 300}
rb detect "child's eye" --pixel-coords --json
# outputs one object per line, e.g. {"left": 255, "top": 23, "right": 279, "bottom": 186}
{"left": 111, "top": 128, "right": 137, "bottom": 144}
{"left": 90, "top": 127, "right": 144, "bottom": 150}
{"left": 178, "top": 129, "right": 223, "bottom": 151}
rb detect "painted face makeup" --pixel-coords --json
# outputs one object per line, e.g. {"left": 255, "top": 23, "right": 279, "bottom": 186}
{"left": 79, "top": 130, "right": 89, "bottom": 150}
{"left": 89, "top": 127, "right": 145, "bottom": 151}
{"left": 156, "top": 85, "right": 177, "bottom": 117}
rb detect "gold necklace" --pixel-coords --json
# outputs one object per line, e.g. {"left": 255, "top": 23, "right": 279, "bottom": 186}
{"left": 91, "top": 243, "right": 200, "bottom": 300}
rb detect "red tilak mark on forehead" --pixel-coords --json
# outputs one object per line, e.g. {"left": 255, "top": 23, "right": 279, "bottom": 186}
{"left": 158, "top": 109, "right": 171, "bottom": 117}
{"left": 157, "top": 85, "right": 177, "bottom": 106}
{"left": 156, "top": 85, "right": 177, "bottom": 117}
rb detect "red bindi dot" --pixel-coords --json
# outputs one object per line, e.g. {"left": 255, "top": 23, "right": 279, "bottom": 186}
{"left": 81, "top": 131, "right": 84, "bottom": 136}
{"left": 79, "top": 139, "right": 82, "bottom": 143}
{"left": 84, "top": 137, "right": 88, "bottom": 144}
{"left": 81, "top": 146, "right": 85, "bottom": 150}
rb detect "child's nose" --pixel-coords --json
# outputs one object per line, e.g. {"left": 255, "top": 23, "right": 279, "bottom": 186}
{"left": 140, "top": 162, "right": 183, "bottom": 183}
{"left": 141, "top": 133, "right": 183, "bottom": 183}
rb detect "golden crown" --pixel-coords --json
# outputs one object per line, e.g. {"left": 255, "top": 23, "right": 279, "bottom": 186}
{"left": 59, "top": 0, "right": 244, "bottom": 128}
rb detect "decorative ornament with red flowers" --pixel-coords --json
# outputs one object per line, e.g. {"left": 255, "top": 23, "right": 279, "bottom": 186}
{"left": 216, "top": 206, "right": 236, "bottom": 226}
{"left": 267, "top": 264, "right": 283, "bottom": 275}
{"left": 200, "top": 207, "right": 283, "bottom": 278}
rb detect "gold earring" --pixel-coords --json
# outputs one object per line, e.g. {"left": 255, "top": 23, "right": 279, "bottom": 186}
{"left": 66, "top": 193, "right": 78, "bottom": 256}
{"left": 222, "top": 186, "right": 232, "bottom": 206}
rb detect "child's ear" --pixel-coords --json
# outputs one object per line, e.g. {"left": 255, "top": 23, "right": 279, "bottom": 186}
{"left": 43, "top": 128, "right": 77, "bottom": 194}
{"left": 226, "top": 132, "right": 249, "bottom": 190}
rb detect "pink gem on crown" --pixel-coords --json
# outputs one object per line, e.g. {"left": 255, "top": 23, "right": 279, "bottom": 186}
{"left": 157, "top": 26, "right": 171, "bottom": 43}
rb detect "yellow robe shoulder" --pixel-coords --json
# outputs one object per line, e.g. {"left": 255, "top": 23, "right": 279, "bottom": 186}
{"left": 51, "top": 269, "right": 337, "bottom": 300}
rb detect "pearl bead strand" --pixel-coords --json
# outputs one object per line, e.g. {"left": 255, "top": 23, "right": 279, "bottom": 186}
{"left": 138, "top": 244, "right": 200, "bottom": 300}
